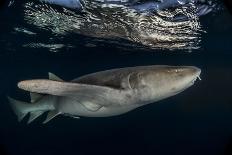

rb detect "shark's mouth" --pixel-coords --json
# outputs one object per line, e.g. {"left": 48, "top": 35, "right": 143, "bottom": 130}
{"left": 191, "top": 72, "right": 202, "bottom": 85}
{"left": 173, "top": 72, "right": 201, "bottom": 95}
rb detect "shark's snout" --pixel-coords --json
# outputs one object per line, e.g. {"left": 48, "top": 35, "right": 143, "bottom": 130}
{"left": 189, "top": 66, "right": 201, "bottom": 75}
{"left": 160, "top": 66, "right": 201, "bottom": 95}
{"left": 175, "top": 66, "right": 201, "bottom": 91}
{"left": 186, "top": 66, "right": 201, "bottom": 83}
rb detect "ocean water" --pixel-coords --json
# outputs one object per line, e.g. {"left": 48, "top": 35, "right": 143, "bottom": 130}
{"left": 0, "top": 0, "right": 232, "bottom": 155}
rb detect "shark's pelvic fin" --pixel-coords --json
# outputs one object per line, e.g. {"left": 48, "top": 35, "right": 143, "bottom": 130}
{"left": 43, "top": 110, "right": 61, "bottom": 124}
{"left": 48, "top": 72, "right": 63, "bottom": 81}
{"left": 30, "top": 92, "right": 43, "bottom": 103}
{"left": 28, "top": 111, "right": 44, "bottom": 124}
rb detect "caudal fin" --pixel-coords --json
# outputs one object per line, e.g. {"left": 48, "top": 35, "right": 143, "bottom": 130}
{"left": 7, "top": 96, "right": 45, "bottom": 123}
{"left": 7, "top": 96, "right": 30, "bottom": 122}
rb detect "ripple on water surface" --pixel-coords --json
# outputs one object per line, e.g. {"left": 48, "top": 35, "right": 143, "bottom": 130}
{"left": 18, "top": 1, "right": 216, "bottom": 51}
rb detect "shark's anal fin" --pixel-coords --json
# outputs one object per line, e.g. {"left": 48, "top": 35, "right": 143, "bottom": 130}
{"left": 28, "top": 111, "right": 44, "bottom": 124}
{"left": 30, "top": 92, "right": 43, "bottom": 103}
{"left": 81, "top": 102, "right": 102, "bottom": 112}
{"left": 43, "top": 110, "right": 61, "bottom": 124}
{"left": 48, "top": 72, "right": 63, "bottom": 81}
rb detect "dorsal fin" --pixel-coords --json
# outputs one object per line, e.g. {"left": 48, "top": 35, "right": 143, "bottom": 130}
{"left": 43, "top": 110, "right": 61, "bottom": 124}
{"left": 48, "top": 72, "right": 63, "bottom": 81}
{"left": 27, "top": 111, "right": 44, "bottom": 124}
{"left": 30, "top": 92, "right": 43, "bottom": 103}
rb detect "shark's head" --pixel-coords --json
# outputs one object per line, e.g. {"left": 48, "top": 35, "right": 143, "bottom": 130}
{"left": 132, "top": 66, "right": 201, "bottom": 103}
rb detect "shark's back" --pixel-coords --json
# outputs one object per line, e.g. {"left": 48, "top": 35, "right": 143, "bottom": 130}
{"left": 72, "top": 68, "right": 131, "bottom": 89}
{"left": 72, "top": 65, "right": 170, "bottom": 89}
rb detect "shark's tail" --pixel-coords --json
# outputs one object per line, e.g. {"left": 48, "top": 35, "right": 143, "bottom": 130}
{"left": 7, "top": 96, "right": 44, "bottom": 123}
{"left": 7, "top": 96, "right": 30, "bottom": 122}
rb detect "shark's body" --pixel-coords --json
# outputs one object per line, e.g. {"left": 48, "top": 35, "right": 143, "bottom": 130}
{"left": 8, "top": 65, "right": 201, "bottom": 123}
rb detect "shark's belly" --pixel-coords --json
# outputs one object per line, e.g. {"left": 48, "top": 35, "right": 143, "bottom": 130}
{"left": 56, "top": 96, "right": 140, "bottom": 117}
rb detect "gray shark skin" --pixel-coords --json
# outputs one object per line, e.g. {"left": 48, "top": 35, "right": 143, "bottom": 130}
{"left": 8, "top": 65, "right": 201, "bottom": 124}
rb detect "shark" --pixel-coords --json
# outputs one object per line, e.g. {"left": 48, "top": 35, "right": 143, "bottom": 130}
{"left": 8, "top": 65, "right": 201, "bottom": 124}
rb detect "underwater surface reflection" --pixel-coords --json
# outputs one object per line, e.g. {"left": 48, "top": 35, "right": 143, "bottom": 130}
{"left": 23, "top": 2, "right": 202, "bottom": 49}
{"left": 0, "top": 0, "right": 220, "bottom": 51}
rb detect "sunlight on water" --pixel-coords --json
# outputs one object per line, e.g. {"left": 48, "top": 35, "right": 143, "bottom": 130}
{"left": 24, "top": 3, "right": 84, "bottom": 35}
{"left": 23, "top": 1, "right": 205, "bottom": 50}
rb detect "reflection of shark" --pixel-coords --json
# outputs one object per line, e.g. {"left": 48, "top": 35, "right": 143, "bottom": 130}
{"left": 23, "top": 0, "right": 216, "bottom": 50}
{"left": 42, "top": 0, "right": 213, "bottom": 17}
{"left": 8, "top": 66, "right": 201, "bottom": 124}
{"left": 23, "top": 2, "right": 201, "bottom": 50}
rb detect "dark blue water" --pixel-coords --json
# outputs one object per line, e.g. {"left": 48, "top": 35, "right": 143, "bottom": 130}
{"left": 1, "top": 1, "right": 232, "bottom": 155}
